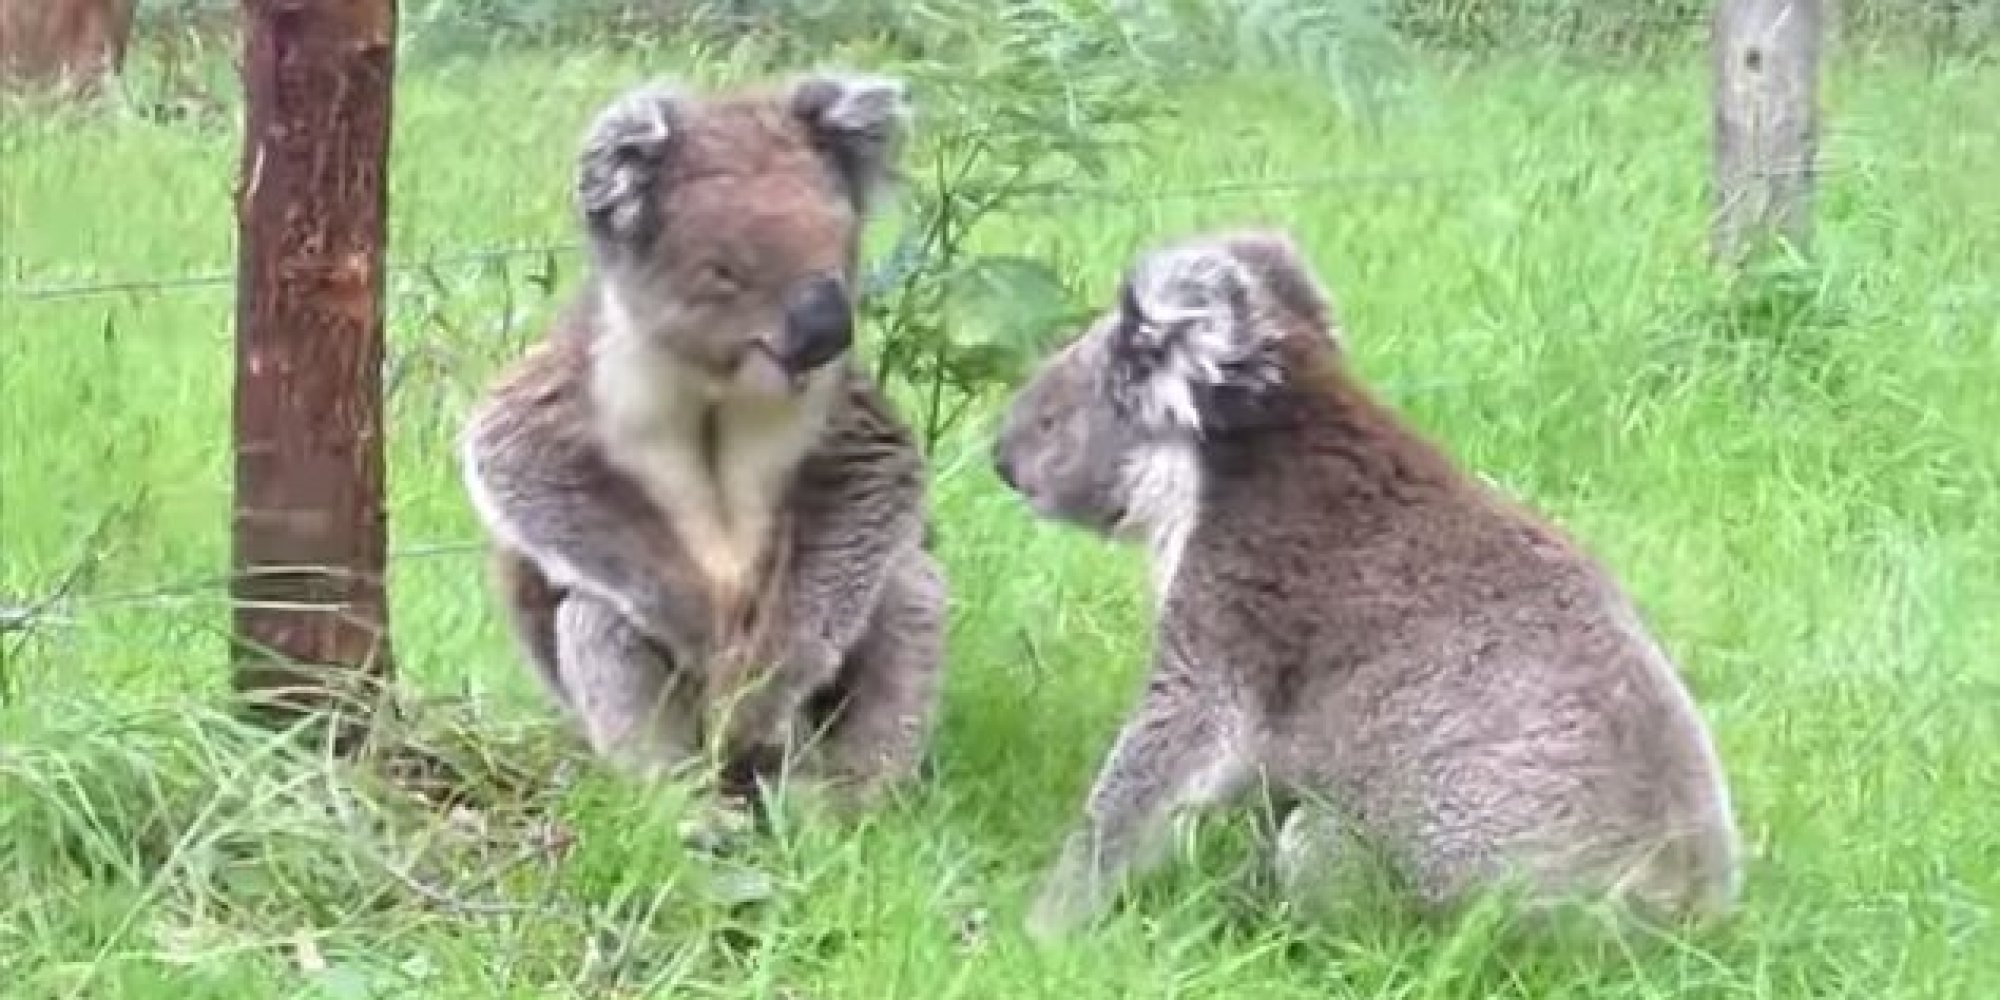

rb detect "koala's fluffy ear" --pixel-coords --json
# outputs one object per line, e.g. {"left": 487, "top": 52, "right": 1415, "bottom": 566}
{"left": 577, "top": 82, "right": 682, "bottom": 247}
{"left": 1221, "top": 230, "right": 1337, "bottom": 341}
{"left": 789, "top": 72, "right": 911, "bottom": 215}
{"left": 1110, "top": 237, "right": 1287, "bottom": 437}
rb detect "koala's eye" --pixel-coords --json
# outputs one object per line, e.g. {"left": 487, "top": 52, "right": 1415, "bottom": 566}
{"left": 698, "top": 261, "right": 746, "bottom": 294}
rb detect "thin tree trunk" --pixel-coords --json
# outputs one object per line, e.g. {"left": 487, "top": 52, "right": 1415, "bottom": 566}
{"left": 231, "top": 0, "right": 399, "bottom": 751}
{"left": 0, "top": 0, "right": 135, "bottom": 96}
{"left": 1712, "top": 0, "right": 1823, "bottom": 268}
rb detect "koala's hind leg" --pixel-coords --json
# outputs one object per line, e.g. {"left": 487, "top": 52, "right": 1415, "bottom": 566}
{"left": 554, "top": 593, "right": 702, "bottom": 779}
{"left": 1026, "top": 669, "right": 1253, "bottom": 941}
{"left": 492, "top": 548, "right": 569, "bottom": 709}
{"left": 799, "top": 547, "right": 948, "bottom": 812}
{"left": 1270, "top": 803, "right": 1340, "bottom": 899}
{"left": 1267, "top": 798, "right": 1401, "bottom": 922}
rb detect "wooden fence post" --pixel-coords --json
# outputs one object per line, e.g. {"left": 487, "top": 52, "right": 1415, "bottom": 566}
{"left": 0, "top": 0, "right": 136, "bottom": 96}
{"left": 1711, "top": 0, "right": 1824, "bottom": 268}
{"left": 231, "top": 0, "right": 399, "bottom": 750}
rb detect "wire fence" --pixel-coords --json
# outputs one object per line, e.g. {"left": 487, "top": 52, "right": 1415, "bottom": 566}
{"left": 1, "top": 166, "right": 1505, "bottom": 304}
{"left": 6, "top": 244, "right": 579, "bottom": 304}
{"left": 5, "top": 2, "right": 1988, "bottom": 654}
{"left": 8, "top": 0, "right": 1976, "bottom": 311}
{"left": 0, "top": 161, "right": 1532, "bottom": 641}
{"left": 0, "top": 150, "right": 1935, "bottom": 307}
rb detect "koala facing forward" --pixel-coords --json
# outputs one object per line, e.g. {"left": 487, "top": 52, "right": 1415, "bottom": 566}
{"left": 460, "top": 74, "right": 946, "bottom": 810}
{"left": 995, "top": 230, "right": 1741, "bottom": 938}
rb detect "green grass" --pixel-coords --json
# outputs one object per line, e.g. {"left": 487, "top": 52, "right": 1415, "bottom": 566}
{"left": 4, "top": 36, "right": 1998, "bottom": 999}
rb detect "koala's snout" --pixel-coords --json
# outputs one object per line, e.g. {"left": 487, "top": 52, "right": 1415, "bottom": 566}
{"left": 779, "top": 275, "right": 854, "bottom": 374}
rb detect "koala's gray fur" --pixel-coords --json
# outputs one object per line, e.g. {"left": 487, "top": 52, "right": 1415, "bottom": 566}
{"left": 994, "top": 229, "right": 1742, "bottom": 938}
{"left": 459, "top": 73, "right": 947, "bottom": 812}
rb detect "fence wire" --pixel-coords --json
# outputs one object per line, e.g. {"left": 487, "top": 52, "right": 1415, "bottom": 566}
{"left": 2, "top": 167, "right": 1503, "bottom": 304}
{"left": 6, "top": 244, "right": 582, "bottom": 303}
{"left": 0, "top": 151, "right": 1922, "bottom": 306}
{"left": 0, "top": 0, "right": 1960, "bottom": 639}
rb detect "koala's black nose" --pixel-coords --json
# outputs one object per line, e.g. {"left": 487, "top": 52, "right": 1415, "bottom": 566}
{"left": 781, "top": 276, "right": 853, "bottom": 374}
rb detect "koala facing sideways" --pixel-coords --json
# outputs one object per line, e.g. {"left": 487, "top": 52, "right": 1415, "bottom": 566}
{"left": 993, "top": 230, "right": 1741, "bottom": 939}
{"left": 460, "top": 74, "right": 946, "bottom": 811}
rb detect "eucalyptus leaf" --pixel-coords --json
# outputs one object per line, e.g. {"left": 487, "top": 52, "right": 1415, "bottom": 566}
{"left": 943, "top": 254, "right": 1081, "bottom": 357}
{"left": 733, "top": 0, "right": 1408, "bottom": 450}
{"left": 862, "top": 221, "right": 932, "bottom": 302}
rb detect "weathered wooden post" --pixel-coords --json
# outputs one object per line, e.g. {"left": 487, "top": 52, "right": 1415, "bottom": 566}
{"left": 1711, "top": 0, "right": 1824, "bottom": 268}
{"left": 231, "top": 0, "right": 399, "bottom": 750}
{"left": 0, "top": 0, "right": 136, "bottom": 96}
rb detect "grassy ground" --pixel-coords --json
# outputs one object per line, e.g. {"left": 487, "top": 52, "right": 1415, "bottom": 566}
{"left": 3, "top": 35, "right": 1997, "bottom": 999}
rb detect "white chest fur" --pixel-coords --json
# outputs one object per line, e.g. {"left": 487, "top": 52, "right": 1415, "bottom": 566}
{"left": 1116, "top": 442, "right": 1203, "bottom": 606}
{"left": 587, "top": 322, "right": 834, "bottom": 607}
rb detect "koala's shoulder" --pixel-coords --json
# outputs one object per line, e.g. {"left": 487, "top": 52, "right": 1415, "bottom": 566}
{"left": 829, "top": 365, "right": 921, "bottom": 455}
{"left": 792, "top": 366, "right": 924, "bottom": 496}
{"left": 466, "top": 307, "right": 602, "bottom": 475}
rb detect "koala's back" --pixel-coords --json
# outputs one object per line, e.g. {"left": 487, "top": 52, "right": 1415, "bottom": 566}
{"left": 1183, "top": 384, "right": 1740, "bottom": 921}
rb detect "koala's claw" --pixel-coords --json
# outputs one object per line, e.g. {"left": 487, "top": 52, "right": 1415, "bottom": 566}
{"left": 1024, "top": 884, "right": 1096, "bottom": 944}
{"left": 677, "top": 793, "right": 760, "bottom": 856}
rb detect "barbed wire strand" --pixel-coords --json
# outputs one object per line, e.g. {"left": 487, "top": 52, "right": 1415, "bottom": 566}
{"left": 5, "top": 244, "right": 582, "bottom": 303}
{"left": 6, "top": 168, "right": 1484, "bottom": 302}
{"left": 3, "top": 156, "right": 1909, "bottom": 304}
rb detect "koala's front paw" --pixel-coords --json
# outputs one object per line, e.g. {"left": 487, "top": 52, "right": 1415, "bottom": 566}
{"left": 791, "top": 763, "right": 901, "bottom": 821}
{"left": 782, "top": 631, "right": 845, "bottom": 690}
{"left": 677, "top": 791, "right": 760, "bottom": 856}
{"left": 627, "top": 586, "right": 712, "bottom": 662}
{"left": 718, "top": 632, "right": 840, "bottom": 750}
{"left": 1023, "top": 846, "right": 1112, "bottom": 943}
{"left": 716, "top": 738, "right": 791, "bottom": 801}
{"left": 1024, "top": 876, "right": 1099, "bottom": 943}
{"left": 1023, "top": 822, "right": 1134, "bottom": 943}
